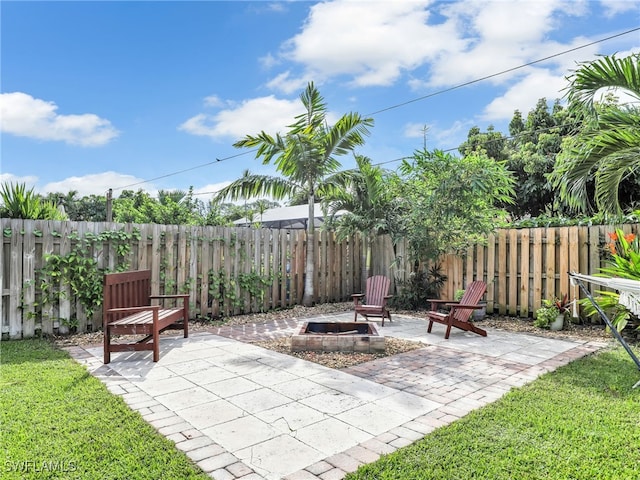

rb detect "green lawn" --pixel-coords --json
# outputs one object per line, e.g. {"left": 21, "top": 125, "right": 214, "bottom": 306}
{"left": 347, "top": 347, "right": 640, "bottom": 480}
{"left": 0, "top": 339, "right": 209, "bottom": 480}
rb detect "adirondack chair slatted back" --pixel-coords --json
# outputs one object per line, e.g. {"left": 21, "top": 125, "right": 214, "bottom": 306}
{"left": 453, "top": 280, "right": 486, "bottom": 323}
{"left": 366, "top": 275, "right": 390, "bottom": 305}
{"left": 103, "top": 270, "right": 152, "bottom": 321}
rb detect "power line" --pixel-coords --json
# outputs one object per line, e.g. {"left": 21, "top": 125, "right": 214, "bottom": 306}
{"left": 114, "top": 149, "right": 256, "bottom": 191}
{"left": 116, "top": 26, "right": 640, "bottom": 192}
{"left": 366, "top": 26, "right": 640, "bottom": 116}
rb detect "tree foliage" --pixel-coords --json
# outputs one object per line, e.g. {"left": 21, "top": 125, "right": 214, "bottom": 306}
{"left": 113, "top": 188, "right": 204, "bottom": 225}
{"left": 388, "top": 149, "right": 515, "bottom": 263}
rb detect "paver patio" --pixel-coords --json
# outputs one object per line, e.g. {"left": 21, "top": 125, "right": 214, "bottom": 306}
{"left": 65, "top": 313, "right": 607, "bottom": 480}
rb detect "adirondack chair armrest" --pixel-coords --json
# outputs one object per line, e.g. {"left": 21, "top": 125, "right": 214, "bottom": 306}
{"left": 447, "top": 303, "right": 481, "bottom": 310}
{"left": 428, "top": 298, "right": 457, "bottom": 310}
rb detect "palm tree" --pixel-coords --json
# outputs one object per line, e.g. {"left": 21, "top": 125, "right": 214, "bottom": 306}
{"left": 323, "top": 154, "right": 391, "bottom": 280}
{"left": 215, "top": 82, "right": 374, "bottom": 306}
{"left": 552, "top": 53, "right": 640, "bottom": 215}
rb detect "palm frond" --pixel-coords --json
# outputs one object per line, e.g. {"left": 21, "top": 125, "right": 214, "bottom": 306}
{"left": 212, "top": 171, "right": 298, "bottom": 203}
{"left": 567, "top": 53, "right": 640, "bottom": 111}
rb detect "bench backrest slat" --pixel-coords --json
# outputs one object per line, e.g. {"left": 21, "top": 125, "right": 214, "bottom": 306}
{"left": 103, "top": 270, "right": 152, "bottom": 321}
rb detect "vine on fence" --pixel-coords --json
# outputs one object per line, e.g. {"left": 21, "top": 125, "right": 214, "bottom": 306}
{"left": 208, "top": 268, "right": 273, "bottom": 317}
{"left": 32, "top": 228, "right": 140, "bottom": 329}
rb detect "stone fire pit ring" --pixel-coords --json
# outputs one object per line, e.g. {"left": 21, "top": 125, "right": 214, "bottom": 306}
{"left": 290, "top": 321, "right": 385, "bottom": 354}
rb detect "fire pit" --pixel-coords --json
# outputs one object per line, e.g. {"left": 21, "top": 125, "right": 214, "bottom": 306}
{"left": 291, "top": 321, "right": 385, "bottom": 353}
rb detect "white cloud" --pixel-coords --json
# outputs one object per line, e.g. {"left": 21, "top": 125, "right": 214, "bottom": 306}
{"left": 265, "top": 0, "right": 595, "bottom": 94}
{"left": 265, "top": 71, "right": 311, "bottom": 95}
{"left": 420, "top": 0, "right": 592, "bottom": 89}
{"left": 41, "top": 172, "right": 152, "bottom": 197}
{"left": 179, "top": 95, "right": 303, "bottom": 140}
{"left": 599, "top": 0, "right": 639, "bottom": 18}
{"left": 192, "top": 182, "right": 232, "bottom": 203}
{"left": 482, "top": 68, "right": 568, "bottom": 121}
{"left": 0, "top": 92, "right": 119, "bottom": 146}
{"left": 403, "top": 122, "right": 433, "bottom": 140}
{"left": 203, "top": 95, "right": 224, "bottom": 108}
{"left": 272, "top": 0, "right": 464, "bottom": 89}
{"left": 0, "top": 173, "right": 39, "bottom": 189}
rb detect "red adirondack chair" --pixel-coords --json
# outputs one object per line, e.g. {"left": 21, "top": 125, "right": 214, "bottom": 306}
{"left": 427, "top": 280, "right": 487, "bottom": 339}
{"left": 353, "top": 275, "right": 393, "bottom": 326}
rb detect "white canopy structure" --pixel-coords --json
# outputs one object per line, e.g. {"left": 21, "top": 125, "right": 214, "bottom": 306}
{"left": 569, "top": 272, "right": 640, "bottom": 388}
{"left": 233, "top": 203, "right": 345, "bottom": 229}
{"left": 569, "top": 272, "right": 640, "bottom": 316}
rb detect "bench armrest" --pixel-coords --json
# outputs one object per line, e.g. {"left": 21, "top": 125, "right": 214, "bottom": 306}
{"left": 107, "top": 305, "right": 160, "bottom": 314}
{"left": 150, "top": 294, "right": 190, "bottom": 299}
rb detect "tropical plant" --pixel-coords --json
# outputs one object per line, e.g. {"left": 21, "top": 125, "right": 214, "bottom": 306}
{"left": 323, "top": 154, "right": 392, "bottom": 279}
{"left": 216, "top": 81, "right": 374, "bottom": 306}
{"left": 582, "top": 228, "right": 640, "bottom": 332}
{"left": 551, "top": 53, "right": 640, "bottom": 215}
{"left": 390, "top": 264, "right": 447, "bottom": 310}
{"left": 0, "top": 182, "right": 67, "bottom": 220}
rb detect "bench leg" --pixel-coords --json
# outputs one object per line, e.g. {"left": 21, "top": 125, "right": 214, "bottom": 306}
{"left": 104, "top": 326, "right": 111, "bottom": 364}
{"left": 153, "top": 317, "right": 160, "bottom": 362}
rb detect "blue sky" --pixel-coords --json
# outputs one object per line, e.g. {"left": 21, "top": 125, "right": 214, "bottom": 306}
{"left": 1, "top": 0, "right": 638, "bottom": 203}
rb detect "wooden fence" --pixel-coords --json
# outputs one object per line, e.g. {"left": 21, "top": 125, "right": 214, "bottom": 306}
{"left": 1, "top": 219, "right": 636, "bottom": 338}
{"left": 0, "top": 219, "right": 371, "bottom": 339}
{"left": 435, "top": 224, "right": 639, "bottom": 318}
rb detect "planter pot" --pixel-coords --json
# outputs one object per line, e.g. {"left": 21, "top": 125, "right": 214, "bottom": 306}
{"left": 473, "top": 303, "right": 487, "bottom": 321}
{"left": 550, "top": 314, "right": 564, "bottom": 331}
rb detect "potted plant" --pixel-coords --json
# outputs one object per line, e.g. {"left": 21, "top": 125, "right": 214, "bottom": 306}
{"left": 535, "top": 294, "right": 571, "bottom": 331}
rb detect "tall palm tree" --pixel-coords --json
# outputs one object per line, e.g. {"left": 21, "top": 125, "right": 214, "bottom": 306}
{"left": 552, "top": 53, "right": 640, "bottom": 215}
{"left": 215, "top": 82, "right": 374, "bottom": 306}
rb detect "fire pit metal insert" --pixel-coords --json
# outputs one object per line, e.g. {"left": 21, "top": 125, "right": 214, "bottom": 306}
{"left": 291, "top": 321, "right": 385, "bottom": 353}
